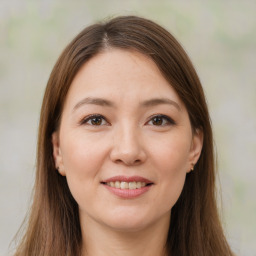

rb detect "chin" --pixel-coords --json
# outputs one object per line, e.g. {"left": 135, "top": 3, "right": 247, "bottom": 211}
{"left": 98, "top": 208, "right": 151, "bottom": 232}
{"left": 101, "top": 208, "right": 168, "bottom": 233}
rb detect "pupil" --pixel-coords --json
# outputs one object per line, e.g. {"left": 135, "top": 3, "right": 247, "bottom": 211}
{"left": 153, "top": 117, "right": 163, "bottom": 125}
{"left": 92, "top": 117, "right": 102, "bottom": 125}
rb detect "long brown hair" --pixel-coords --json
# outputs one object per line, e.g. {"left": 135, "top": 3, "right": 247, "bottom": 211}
{"left": 14, "top": 16, "right": 234, "bottom": 256}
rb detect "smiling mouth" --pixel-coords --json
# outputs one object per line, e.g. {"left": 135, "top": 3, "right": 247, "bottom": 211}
{"left": 101, "top": 181, "right": 153, "bottom": 190}
{"left": 101, "top": 176, "right": 154, "bottom": 198}
{"left": 101, "top": 176, "right": 154, "bottom": 190}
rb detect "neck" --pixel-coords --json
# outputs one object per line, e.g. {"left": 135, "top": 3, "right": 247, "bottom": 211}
{"left": 80, "top": 213, "right": 170, "bottom": 256}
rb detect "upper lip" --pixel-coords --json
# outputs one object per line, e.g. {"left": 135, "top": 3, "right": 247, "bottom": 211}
{"left": 101, "top": 176, "right": 154, "bottom": 184}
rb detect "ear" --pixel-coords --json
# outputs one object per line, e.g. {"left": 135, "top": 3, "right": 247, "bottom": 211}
{"left": 187, "top": 129, "right": 204, "bottom": 173}
{"left": 52, "top": 132, "right": 66, "bottom": 176}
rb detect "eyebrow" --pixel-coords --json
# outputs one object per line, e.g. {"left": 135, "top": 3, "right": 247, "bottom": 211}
{"left": 141, "top": 98, "right": 181, "bottom": 111}
{"left": 73, "top": 97, "right": 115, "bottom": 111}
{"left": 73, "top": 97, "right": 181, "bottom": 111}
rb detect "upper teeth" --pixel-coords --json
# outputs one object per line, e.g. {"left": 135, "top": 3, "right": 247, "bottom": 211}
{"left": 107, "top": 181, "right": 146, "bottom": 189}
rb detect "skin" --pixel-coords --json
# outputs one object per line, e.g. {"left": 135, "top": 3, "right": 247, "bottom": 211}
{"left": 52, "top": 49, "right": 203, "bottom": 256}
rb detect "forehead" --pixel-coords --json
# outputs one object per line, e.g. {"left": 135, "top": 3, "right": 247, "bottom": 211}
{"left": 64, "top": 48, "right": 184, "bottom": 109}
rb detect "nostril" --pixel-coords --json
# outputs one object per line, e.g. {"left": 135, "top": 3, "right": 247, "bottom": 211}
{"left": 114, "top": 158, "right": 141, "bottom": 166}
{"left": 133, "top": 159, "right": 141, "bottom": 165}
{"left": 110, "top": 138, "right": 147, "bottom": 165}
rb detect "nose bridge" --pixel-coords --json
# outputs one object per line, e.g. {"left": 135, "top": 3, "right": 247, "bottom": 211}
{"left": 110, "top": 121, "right": 146, "bottom": 165}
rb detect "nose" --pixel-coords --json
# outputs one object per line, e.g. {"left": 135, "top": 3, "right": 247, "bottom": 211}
{"left": 110, "top": 125, "right": 147, "bottom": 166}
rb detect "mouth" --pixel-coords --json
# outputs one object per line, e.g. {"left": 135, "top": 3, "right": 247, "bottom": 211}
{"left": 100, "top": 176, "right": 154, "bottom": 192}
{"left": 101, "top": 181, "right": 153, "bottom": 189}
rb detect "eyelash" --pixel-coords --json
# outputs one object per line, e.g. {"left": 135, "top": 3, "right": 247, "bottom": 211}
{"left": 80, "top": 114, "right": 176, "bottom": 127}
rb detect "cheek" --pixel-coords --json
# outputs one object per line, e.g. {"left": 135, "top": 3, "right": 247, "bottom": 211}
{"left": 61, "top": 131, "right": 106, "bottom": 174}
{"left": 59, "top": 132, "right": 109, "bottom": 200}
{"left": 150, "top": 133, "right": 191, "bottom": 173}
{"left": 59, "top": 133, "right": 109, "bottom": 209}
{"left": 149, "top": 134, "right": 190, "bottom": 207}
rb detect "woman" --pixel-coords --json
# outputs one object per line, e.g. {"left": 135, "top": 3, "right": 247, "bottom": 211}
{"left": 14, "top": 16, "right": 234, "bottom": 256}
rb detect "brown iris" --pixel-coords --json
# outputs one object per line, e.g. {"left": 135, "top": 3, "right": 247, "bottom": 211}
{"left": 91, "top": 116, "right": 103, "bottom": 125}
{"left": 152, "top": 116, "right": 164, "bottom": 126}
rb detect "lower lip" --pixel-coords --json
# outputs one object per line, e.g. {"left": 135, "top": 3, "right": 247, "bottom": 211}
{"left": 103, "top": 184, "right": 152, "bottom": 199}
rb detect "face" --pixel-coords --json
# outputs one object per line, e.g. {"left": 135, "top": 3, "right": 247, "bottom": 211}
{"left": 52, "top": 49, "right": 203, "bottom": 232}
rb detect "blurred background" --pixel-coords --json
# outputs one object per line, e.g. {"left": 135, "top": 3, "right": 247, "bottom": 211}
{"left": 0, "top": 0, "right": 255, "bottom": 255}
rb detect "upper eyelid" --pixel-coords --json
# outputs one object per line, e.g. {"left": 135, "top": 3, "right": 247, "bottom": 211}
{"left": 147, "top": 114, "right": 175, "bottom": 123}
{"left": 148, "top": 114, "right": 170, "bottom": 119}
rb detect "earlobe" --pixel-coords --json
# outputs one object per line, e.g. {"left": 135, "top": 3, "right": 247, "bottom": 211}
{"left": 52, "top": 132, "right": 66, "bottom": 176}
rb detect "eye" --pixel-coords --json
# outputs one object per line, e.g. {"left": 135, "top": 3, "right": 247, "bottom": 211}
{"left": 80, "top": 114, "right": 108, "bottom": 126}
{"left": 147, "top": 115, "right": 175, "bottom": 126}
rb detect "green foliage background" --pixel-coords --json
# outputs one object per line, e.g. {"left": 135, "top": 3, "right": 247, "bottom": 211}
{"left": 1, "top": 0, "right": 255, "bottom": 255}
